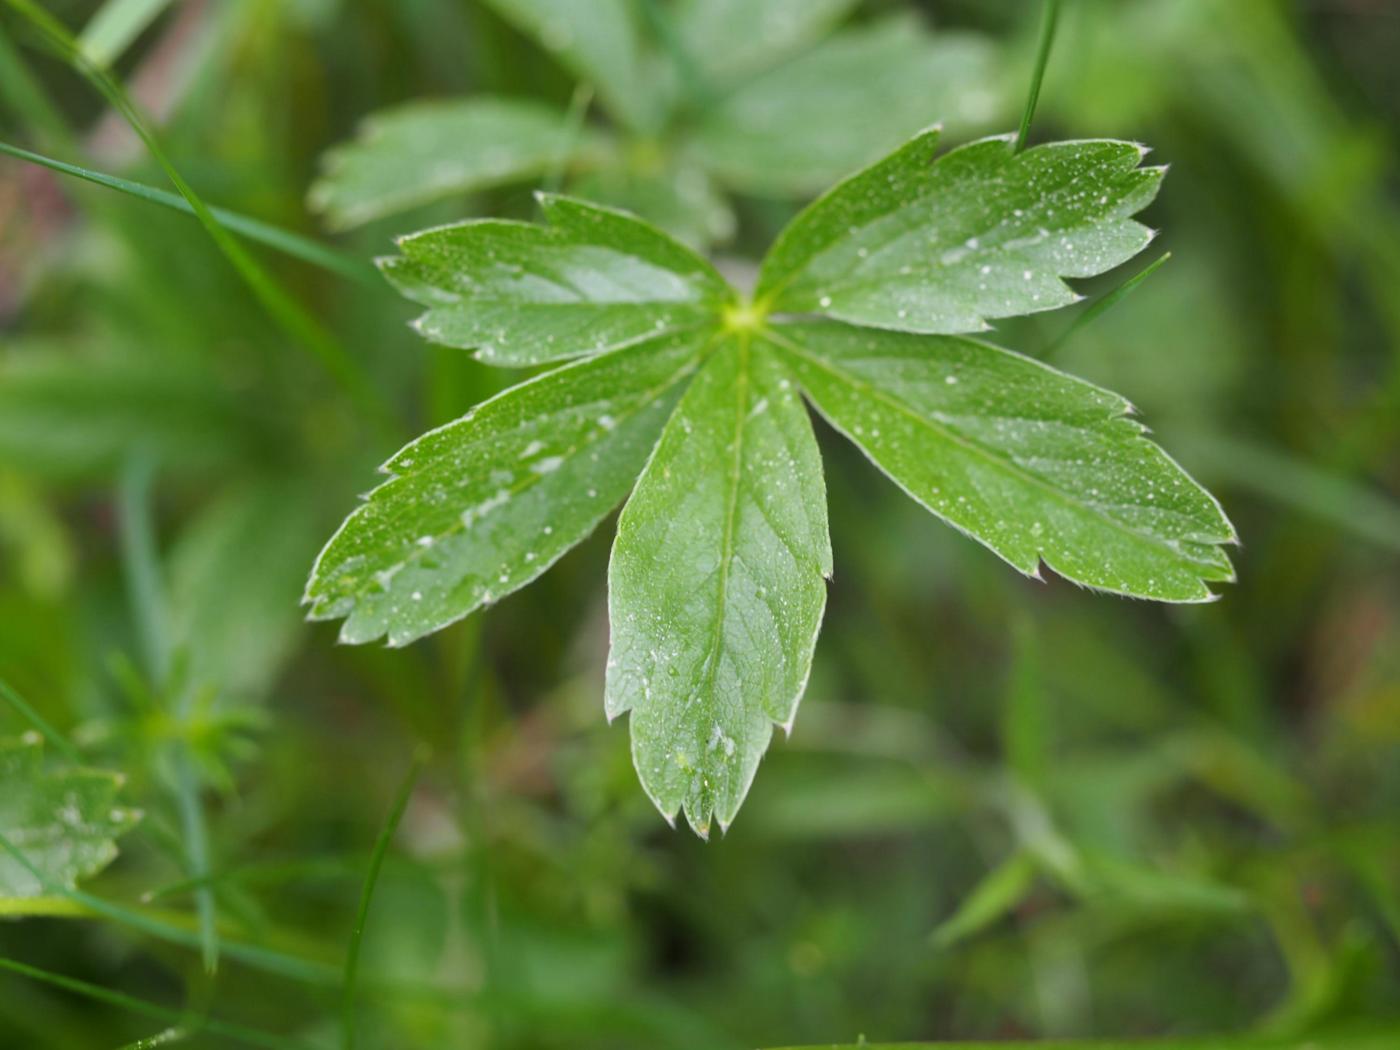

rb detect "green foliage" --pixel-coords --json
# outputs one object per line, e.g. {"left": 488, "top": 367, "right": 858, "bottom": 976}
{"left": 3, "top": 0, "right": 1399, "bottom": 1046}
{"left": 309, "top": 99, "right": 594, "bottom": 231}
{"left": 769, "top": 323, "right": 1234, "bottom": 601}
{"left": 310, "top": 129, "right": 1233, "bottom": 833}
{"left": 606, "top": 333, "right": 831, "bottom": 835}
{"left": 755, "top": 130, "right": 1162, "bottom": 331}
{"left": 378, "top": 193, "right": 731, "bottom": 365}
{"left": 306, "top": 329, "right": 702, "bottom": 646}
{"left": 692, "top": 17, "right": 1000, "bottom": 196}
{"left": 309, "top": 1, "right": 1004, "bottom": 242}
{"left": 0, "top": 735, "right": 139, "bottom": 898}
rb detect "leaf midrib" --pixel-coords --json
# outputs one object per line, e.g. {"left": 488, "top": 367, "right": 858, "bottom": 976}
{"left": 762, "top": 327, "right": 1226, "bottom": 568}
{"left": 318, "top": 344, "right": 712, "bottom": 605}
{"left": 760, "top": 138, "right": 1145, "bottom": 308}
{"left": 698, "top": 332, "right": 750, "bottom": 735}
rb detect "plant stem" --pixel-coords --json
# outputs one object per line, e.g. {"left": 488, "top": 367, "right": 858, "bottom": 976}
{"left": 0, "top": 676, "right": 83, "bottom": 764}
{"left": 2, "top": 0, "right": 398, "bottom": 438}
{"left": 341, "top": 745, "right": 428, "bottom": 1050}
{"left": 0, "top": 956, "right": 310, "bottom": 1050}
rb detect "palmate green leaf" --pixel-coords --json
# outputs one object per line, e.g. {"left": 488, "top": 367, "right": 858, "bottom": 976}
{"left": 605, "top": 332, "right": 830, "bottom": 837}
{"left": 767, "top": 322, "right": 1235, "bottom": 601}
{"left": 0, "top": 735, "right": 140, "bottom": 898}
{"left": 379, "top": 193, "right": 732, "bottom": 366}
{"left": 308, "top": 98, "right": 593, "bottom": 231}
{"left": 692, "top": 18, "right": 1003, "bottom": 198}
{"left": 305, "top": 329, "right": 707, "bottom": 646}
{"left": 311, "top": 124, "right": 1235, "bottom": 834}
{"left": 756, "top": 129, "right": 1164, "bottom": 333}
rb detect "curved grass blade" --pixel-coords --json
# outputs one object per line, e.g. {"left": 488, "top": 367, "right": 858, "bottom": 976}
{"left": 0, "top": 141, "right": 377, "bottom": 286}
{"left": 341, "top": 746, "right": 427, "bottom": 1050}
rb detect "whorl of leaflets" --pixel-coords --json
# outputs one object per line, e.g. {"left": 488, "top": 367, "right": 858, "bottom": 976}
{"left": 306, "top": 128, "right": 1236, "bottom": 837}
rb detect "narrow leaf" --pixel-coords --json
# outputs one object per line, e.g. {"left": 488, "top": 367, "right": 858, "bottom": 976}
{"left": 930, "top": 851, "right": 1037, "bottom": 949}
{"left": 380, "top": 193, "right": 732, "bottom": 366}
{"left": 305, "top": 330, "right": 710, "bottom": 647}
{"left": 606, "top": 332, "right": 831, "bottom": 837}
{"left": 756, "top": 129, "right": 1164, "bottom": 334}
{"left": 308, "top": 97, "right": 595, "bottom": 231}
{"left": 768, "top": 322, "right": 1235, "bottom": 601}
{"left": 0, "top": 735, "right": 140, "bottom": 898}
{"left": 77, "top": 0, "right": 171, "bottom": 67}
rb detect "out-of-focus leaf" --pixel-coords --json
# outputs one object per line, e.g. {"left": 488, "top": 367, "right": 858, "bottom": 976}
{"left": 693, "top": 18, "right": 1003, "bottom": 198}
{"left": 480, "top": 0, "right": 655, "bottom": 131}
{"left": 756, "top": 129, "right": 1163, "bottom": 333}
{"left": 930, "top": 851, "right": 1037, "bottom": 949}
{"left": 571, "top": 160, "right": 735, "bottom": 249}
{"left": 1177, "top": 432, "right": 1400, "bottom": 555}
{"left": 767, "top": 322, "right": 1236, "bottom": 601}
{"left": 0, "top": 470, "right": 73, "bottom": 598}
{"left": 168, "top": 481, "right": 320, "bottom": 699}
{"left": 0, "top": 349, "right": 267, "bottom": 479}
{"left": 674, "top": 0, "right": 858, "bottom": 83}
{"left": 0, "top": 735, "right": 140, "bottom": 898}
{"left": 379, "top": 193, "right": 732, "bottom": 366}
{"left": 308, "top": 97, "right": 594, "bottom": 230}
{"left": 305, "top": 330, "right": 706, "bottom": 646}
{"left": 1076, "top": 850, "right": 1253, "bottom": 916}
{"left": 77, "top": 0, "right": 172, "bottom": 67}
{"left": 605, "top": 333, "right": 831, "bottom": 837}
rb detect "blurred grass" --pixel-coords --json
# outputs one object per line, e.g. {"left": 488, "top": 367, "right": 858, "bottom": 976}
{"left": 0, "top": 0, "right": 1396, "bottom": 1047}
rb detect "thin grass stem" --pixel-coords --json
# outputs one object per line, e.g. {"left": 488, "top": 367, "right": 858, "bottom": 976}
{"left": 1014, "top": 0, "right": 1062, "bottom": 153}
{"left": 342, "top": 745, "right": 428, "bottom": 1050}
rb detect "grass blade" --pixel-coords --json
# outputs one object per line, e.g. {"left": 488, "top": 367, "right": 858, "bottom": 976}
{"left": 1043, "top": 251, "right": 1172, "bottom": 359}
{"left": 2, "top": 0, "right": 398, "bottom": 437}
{"left": 78, "top": 0, "right": 172, "bottom": 67}
{"left": 1014, "top": 0, "right": 1062, "bottom": 153}
{"left": 0, "top": 956, "right": 311, "bottom": 1050}
{"left": 342, "top": 745, "right": 428, "bottom": 1050}
{"left": 0, "top": 676, "right": 83, "bottom": 765}
{"left": 0, "top": 140, "right": 379, "bottom": 286}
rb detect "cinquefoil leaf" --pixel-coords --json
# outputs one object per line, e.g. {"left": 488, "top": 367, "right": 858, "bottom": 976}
{"left": 675, "top": 0, "right": 859, "bottom": 83}
{"left": 756, "top": 130, "right": 1163, "bottom": 333}
{"left": 0, "top": 735, "right": 140, "bottom": 898}
{"left": 380, "top": 194, "right": 731, "bottom": 366}
{"left": 481, "top": 0, "right": 656, "bottom": 132}
{"left": 309, "top": 98, "right": 591, "bottom": 231}
{"left": 305, "top": 330, "right": 707, "bottom": 646}
{"left": 694, "top": 18, "right": 1002, "bottom": 198}
{"left": 767, "top": 322, "right": 1235, "bottom": 601}
{"left": 606, "top": 332, "right": 831, "bottom": 837}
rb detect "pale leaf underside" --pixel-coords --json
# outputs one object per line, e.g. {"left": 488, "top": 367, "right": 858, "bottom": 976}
{"left": 0, "top": 736, "right": 139, "bottom": 898}
{"left": 308, "top": 98, "right": 591, "bottom": 231}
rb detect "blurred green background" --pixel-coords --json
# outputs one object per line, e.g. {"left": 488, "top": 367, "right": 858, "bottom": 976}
{"left": 1, "top": 0, "right": 1398, "bottom": 1047}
